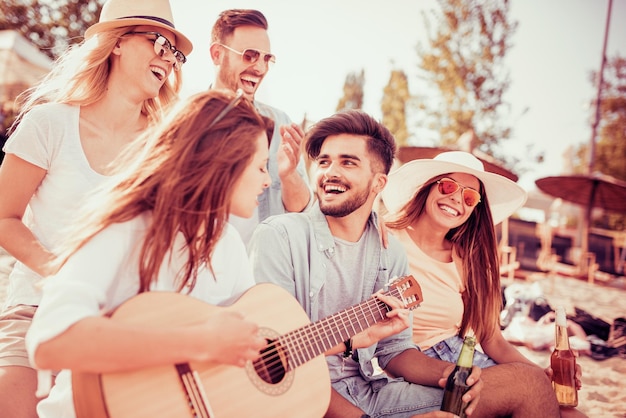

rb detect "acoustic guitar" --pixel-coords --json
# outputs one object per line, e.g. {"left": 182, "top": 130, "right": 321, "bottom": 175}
{"left": 72, "top": 275, "right": 423, "bottom": 418}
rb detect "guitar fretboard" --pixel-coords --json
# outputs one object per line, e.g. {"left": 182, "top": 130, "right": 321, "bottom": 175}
{"left": 280, "top": 286, "right": 402, "bottom": 369}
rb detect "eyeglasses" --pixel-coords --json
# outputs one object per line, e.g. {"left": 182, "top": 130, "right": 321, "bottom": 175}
{"left": 125, "top": 31, "right": 186, "bottom": 70}
{"left": 436, "top": 178, "right": 482, "bottom": 207}
{"left": 208, "top": 89, "right": 245, "bottom": 129}
{"left": 215, "top": 43, "right": 276, "bottom": 67}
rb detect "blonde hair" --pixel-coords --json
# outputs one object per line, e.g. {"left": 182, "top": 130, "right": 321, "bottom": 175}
{"left": 54, "top": 90, "right": 273, "bottom": 292}
{"left": 11, "top": 26, "right": 182, "bottom": 132}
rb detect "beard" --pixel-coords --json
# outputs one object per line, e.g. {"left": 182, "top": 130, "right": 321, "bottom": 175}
{"left": 318, "top": 181, "right": 371, "bottom": 218}
{"left": 216, "top": 57, "right": 259, "bottom": 100}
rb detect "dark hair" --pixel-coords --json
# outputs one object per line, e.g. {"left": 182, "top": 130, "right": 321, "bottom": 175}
{"left": 56, "top": 89, "right": 274, "bottom": 292}
{"left": 211, "top": 9, "right": 269, "bottom": 43}
{"left": 305, "top": 110, "right": 396, "bottom": 174}
{"left": 386, "top": 175, "right": 502, "bottom": 342}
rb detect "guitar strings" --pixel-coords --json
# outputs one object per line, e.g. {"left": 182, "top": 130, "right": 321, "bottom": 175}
{"left": 176, "top": 364, "right": 212, "bottom": 418}
{"left": 254, "top": 296, "right": 389, "bottom": 381}
{"left": 254, "top": 293, "right": 394, "bottom": 379}
{"left": 253, "top": 285, "right": 418, "bottom": 382}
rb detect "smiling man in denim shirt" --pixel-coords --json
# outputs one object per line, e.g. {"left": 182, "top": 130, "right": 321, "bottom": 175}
{"left": 249, "top": 110, "right": 487, "bottom": 417}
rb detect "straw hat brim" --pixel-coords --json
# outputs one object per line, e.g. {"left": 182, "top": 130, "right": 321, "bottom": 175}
{"left": 382, "top": 158, "right": 528, "bottom": 225}
{"left": 84, "top": 18, "right": 193, "bottom": 56}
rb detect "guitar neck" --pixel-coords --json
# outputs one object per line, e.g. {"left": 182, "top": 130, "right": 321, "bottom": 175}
{"left": 279, "top": 287, "right": 400, "bottom": 369}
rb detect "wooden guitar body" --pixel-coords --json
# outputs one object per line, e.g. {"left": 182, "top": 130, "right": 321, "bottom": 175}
{"left": 72, "top": 284, "right": 330, "bottom": 418}
{"left": 72, "top": 276, "right": 422, "bottom": 417}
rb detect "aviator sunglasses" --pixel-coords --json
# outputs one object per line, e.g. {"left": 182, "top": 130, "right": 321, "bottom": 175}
{"left": 436, "top": 178, "right": 482, "bottom": 207}
{"left": 215, "top": 43, "right": 276, "bottom": 67}
{"left": 125, "top": 31, "right": 187, "bottom": 70}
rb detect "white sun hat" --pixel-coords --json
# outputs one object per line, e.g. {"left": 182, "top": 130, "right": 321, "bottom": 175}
{"left": 84, "top": 0, "right": 193, "bottom": 56}
{"left": 382, "top": 151, "right": 527, "bottom": 225}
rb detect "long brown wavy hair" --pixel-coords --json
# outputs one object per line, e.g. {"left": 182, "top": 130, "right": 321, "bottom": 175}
{"left": 385, "top": 175, "right": 502, "bottom": 343}
{"left": 55, "top": 89, "right": 273, "bottom": 292}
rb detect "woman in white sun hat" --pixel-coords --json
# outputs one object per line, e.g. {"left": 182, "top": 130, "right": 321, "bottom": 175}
{"left": 0, "top": 1, "right": 192, "bottom": 416}
{"left": 382, "top": 151, "right": 587, "bottom": 418}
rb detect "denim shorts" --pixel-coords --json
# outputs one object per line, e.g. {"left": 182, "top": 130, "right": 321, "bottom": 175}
{"left": 422, "top": 335, "right": 497, "bottom": 368}
{"left": 333, "top": 375, "right": 443, "bottom": 418}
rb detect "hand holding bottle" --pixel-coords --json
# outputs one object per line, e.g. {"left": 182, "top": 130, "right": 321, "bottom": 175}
{"left": 550, "top": 306, "right": 578, "bottom": 407}
{"left": 544, "top": 363, "right": 582, "bottom": 391}
{"left": 440, "top": 335, "right": 477, "bottom": 418}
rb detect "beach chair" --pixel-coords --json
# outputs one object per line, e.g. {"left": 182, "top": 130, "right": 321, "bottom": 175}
{"left": 499, "top": 245, "right": 520, "bottom": 285}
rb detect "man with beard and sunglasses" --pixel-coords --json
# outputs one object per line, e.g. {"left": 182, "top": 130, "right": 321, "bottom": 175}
{"left": 249, "top": 110, "right": 565, "bottom": 417}
{"left": 208, "top": 9, "right": 313, "bottom": 244}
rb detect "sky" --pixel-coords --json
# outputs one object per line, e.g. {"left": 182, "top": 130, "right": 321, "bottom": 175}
{"left": 169, "top": 0, "right": 626, "bottom": 192}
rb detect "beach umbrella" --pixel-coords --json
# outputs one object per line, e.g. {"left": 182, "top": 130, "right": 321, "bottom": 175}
{"left": 535, "top": 172, "right": 626, "bottom": 260}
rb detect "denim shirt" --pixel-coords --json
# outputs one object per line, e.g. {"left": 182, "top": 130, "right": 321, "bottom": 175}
{"left": 254, "top": 101, "right": 313, "bottom": 221}
{"left": 248, "top": 203, "right": 419, "bottom": 387}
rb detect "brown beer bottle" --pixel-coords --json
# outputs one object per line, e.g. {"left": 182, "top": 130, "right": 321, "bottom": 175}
{"left": 550, "top": 306, "right": 578, "bottom": 407}
{"left": 440, "top": 335, "right": 476, "bottom": 417}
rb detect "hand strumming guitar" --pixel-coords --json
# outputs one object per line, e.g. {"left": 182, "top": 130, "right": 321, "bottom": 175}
{"left": 351, "top": 291, "right": 411, "bottom": 350}
{"left": 188, "top": 310, "right": 268, "bottom": 367}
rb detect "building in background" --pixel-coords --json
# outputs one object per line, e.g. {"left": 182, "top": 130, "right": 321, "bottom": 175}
{"left": 0, "top": 30, "right": 52, "bottom": 162}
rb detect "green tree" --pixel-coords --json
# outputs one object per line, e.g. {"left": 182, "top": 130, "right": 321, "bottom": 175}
{"left": 381, "top": 69, "right": 410, "bottom": 146}
{"left": 573, "top": 55, "right": 626, "bottom": 231}
{"left": 415, "top": 0, "right": 516, "bottom": 159}
{"left": 0, "top": 0, "right": 103, "bottom": 60}
{"left": 336, "top": 69, "right": 365, "bottom": 111}
{"left": 574, "top": 55, "right": 626, "bottom": 180}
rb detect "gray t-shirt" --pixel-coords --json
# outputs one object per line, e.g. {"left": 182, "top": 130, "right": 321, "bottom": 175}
{"left": 320, "top": 224, "right": 372, "bottom": 380}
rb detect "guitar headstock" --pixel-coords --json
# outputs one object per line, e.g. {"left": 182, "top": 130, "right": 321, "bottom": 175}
{"left": 388, "top": 275, "right": 423, "bottom": 310}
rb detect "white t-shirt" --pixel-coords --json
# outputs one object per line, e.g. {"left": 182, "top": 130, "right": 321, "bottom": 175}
{"left": 2, "top": 103, "right": 107, "bottom": 308}
{"left": 228, "top": 209, "right": 260, "bottom": 245}
{"left": 25, "top": 215, "right": 254, "bottom": 418}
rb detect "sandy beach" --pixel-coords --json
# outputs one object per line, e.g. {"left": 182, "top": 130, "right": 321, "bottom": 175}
{"left": 1, "top": 248, "right": 625, "bottom": 417}
{"left": 510, "top": 273, "right": 626, "bottom": 418}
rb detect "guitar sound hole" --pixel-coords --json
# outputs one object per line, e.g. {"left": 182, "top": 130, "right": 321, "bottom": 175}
{"left": 253, "top": 338, "right": 287, "bottom": 385}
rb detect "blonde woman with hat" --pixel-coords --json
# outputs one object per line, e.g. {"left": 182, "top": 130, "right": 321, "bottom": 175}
{"left": 0, "top": 1, "right": 192, "bottom": 416}
{"left": 382, "top": 151, "right": 587, "bottom": 417}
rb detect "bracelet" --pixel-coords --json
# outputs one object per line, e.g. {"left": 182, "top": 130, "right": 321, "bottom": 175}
{"left": 342, "top": 338, "right": 353, "bottom": 358}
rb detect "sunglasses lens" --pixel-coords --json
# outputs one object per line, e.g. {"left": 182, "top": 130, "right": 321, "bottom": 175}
{"left": 154, "top": 38, "right": 165, "bottom": 57}
{"left": 242, "top": 49, "right": 261, "bottom": 64}
{"left": 153, "top": 37, "right": 167, "bottom": 57}
{"left": 438, "top": 179, "right": 459, "bottom": 195}
{"left": 463, "top": 190, "right": 481, "bottom": 207}
{"left": 174, "top": 51, "right": 186, "bottom": 64}
{"left": 438, "top": 178, "right": 480, "bottom": 207}
{"left": 153, "top": 36, "right": 185, "bottom": 70}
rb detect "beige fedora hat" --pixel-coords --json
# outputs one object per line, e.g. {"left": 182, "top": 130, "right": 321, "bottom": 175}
{"left": 84, "top": 0, "right": 193, "bottom": 56}
{"left": 382, "top": 151, "right": 527, "bottom": 225}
